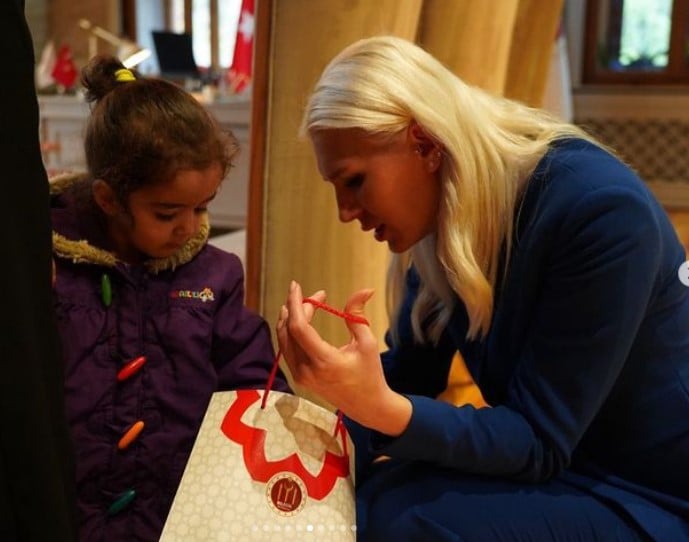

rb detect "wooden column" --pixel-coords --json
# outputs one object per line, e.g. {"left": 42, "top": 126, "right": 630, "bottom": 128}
{"left": 503, "top": 0, "right": 565, "bottom": 106}
{"left": 247, "top": 0, "right": 423, "bottom": 350}
{"left": 418, "top": 0, "right": 564, "bottom": 107}
{"left": 418, "top": 0, "right": 520, "bottom": 94}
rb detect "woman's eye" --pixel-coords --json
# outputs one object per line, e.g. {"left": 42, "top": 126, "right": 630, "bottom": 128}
{"left": 345, "top": 174, "right": 364, "bottom": 189}
{"left": 194, "top": 207, "right": 208, "bottom": 214}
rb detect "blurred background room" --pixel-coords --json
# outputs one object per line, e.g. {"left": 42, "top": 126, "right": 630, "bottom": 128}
{"left": 25, "top": 0, "right": 689, "bottom": 354}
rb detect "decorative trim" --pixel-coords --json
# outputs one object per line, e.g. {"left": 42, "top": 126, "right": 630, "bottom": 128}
{"left": 573, "top": 90, "right": 689, "bottom": 121}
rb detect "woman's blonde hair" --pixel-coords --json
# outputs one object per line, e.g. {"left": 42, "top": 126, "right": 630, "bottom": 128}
{"left": 302, "top": 36, "right": 599, "bottom": 344}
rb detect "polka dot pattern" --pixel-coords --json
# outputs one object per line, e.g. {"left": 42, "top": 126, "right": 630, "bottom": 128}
{"left": 160, "top": 391, "right": 356, "bottom": 541}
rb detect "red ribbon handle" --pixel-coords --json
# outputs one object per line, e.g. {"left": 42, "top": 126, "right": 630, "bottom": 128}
{"left": 261, "top": 297, "right": 369, "bottom": 409}
{"left": 261, "top": 297, "right": 370, "bottom": 447}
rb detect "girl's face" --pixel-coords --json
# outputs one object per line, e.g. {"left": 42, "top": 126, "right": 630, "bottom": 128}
{"left": 311, "top": 126, "right": 442, "bottom": 253}
{"left": 106, "top": 164, "right": 223, "bottom": 262}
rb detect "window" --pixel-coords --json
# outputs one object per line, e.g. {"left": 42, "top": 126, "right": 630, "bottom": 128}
{"left": 583, "top": 0, "right": 689, "bottom": 84}
{"left": 122, "top": 0, "right": 242, "bottom": 76}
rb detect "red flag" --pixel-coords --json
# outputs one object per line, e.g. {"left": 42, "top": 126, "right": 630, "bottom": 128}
{"left": 226, "top": 0, "right": 254, "bottom": 93}
{"left": 51, "top": 44, "right": 78, "bottom": 90}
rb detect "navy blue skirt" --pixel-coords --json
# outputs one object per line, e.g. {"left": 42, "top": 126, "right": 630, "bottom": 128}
{"left": 347, "top": 421, "right": 687, "bottom": 541}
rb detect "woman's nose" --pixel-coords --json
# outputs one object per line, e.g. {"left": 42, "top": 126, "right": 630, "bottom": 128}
{"left": 336, "top": 192, "right": 362, "bottom": 223}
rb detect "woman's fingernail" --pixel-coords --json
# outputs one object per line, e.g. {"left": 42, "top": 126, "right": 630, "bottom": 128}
{"left": 290, "top": 280, "right": 296, "bottom": 291}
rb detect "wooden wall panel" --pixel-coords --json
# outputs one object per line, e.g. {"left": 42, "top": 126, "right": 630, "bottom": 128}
{"left": 418, "top": 0, "right": 519, "bottom": 95}
{"left": 503, "top": 0, "right": 565, "bottom": 106}
{"left": 668, "top": 209, "right": 689, "bottom": 256}
{"left": 418, "top": 0, "right": 564, "bottom": 106}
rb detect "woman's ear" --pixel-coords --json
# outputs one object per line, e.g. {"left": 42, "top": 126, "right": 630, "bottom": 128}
{"left": 408, "top": 121, "right": 442, "bottom": 173}
{"left": 92, "top": 179, "right": 121, "bottom": 217}
{"left": 409, "top": 121, "right": 432, "bottom": 154}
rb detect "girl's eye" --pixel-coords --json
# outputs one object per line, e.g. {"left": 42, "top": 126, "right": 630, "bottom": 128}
{"left": 194, "top": 207, "right": 208, "bottom": 214}
{"left": 155, "top": 213, "right": 176, "bottom": 222}
{"left": 345, "top": 174, "right": 364, "bottom": 189}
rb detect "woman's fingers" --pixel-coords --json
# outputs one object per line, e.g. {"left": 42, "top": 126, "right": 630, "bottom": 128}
{"left": 276, "top": 305, "right": 289, "bottom": 348}
{"left": 277, "top": 304, "right": 288, "bottom": 329}
{"left": 276, "top": 284, "right": 331, "bottom": 383}
{"left": 343, "top": 288, "right": 374, "bottom": 320}
{"left": 278, "top": 281, "right": 378, "bottom": 396}
{"left": 343, "top": 288, "right": 377, "bottom": 348}
{"left": 277, "top": 289, "right": 325, "bottom": 336}
{"left": 303, "top": 289, "right": 326, "bottom": 323}
{"left": 285, "top": 281, "right": 337, "bottom": 362}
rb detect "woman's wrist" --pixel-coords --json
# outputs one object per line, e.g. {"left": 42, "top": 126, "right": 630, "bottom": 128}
{"left": 364, "top": 390, "right": 413, "bottom": 437}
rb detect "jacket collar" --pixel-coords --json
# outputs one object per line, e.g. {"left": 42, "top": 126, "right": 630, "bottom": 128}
{"left": 50, "top": 172, "right": 209, "bottom": 274}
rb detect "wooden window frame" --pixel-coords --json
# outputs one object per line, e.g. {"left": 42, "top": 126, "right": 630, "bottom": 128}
{"left": 583, "top": 0, "right": 689, "bottom": 85}
{"left": 121, "top": 0, "right": 137, "bottom": 38}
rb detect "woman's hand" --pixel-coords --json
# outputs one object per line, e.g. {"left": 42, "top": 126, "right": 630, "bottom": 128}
{"left": 276, "top": 280, "right": 412, "bottom": 436}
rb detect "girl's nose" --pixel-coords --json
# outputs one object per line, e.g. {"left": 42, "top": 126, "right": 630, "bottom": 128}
{"left": 174, "top": 212, "right": 198, "bottom": 238}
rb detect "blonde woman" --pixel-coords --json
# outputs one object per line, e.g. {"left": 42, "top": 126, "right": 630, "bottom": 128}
{"left": 278, "top": 36, "right": 689, "bottom": 540}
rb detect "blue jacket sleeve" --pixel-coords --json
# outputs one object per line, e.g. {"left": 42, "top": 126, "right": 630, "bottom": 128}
{"left": 211, "top": 253, "right": 289, "bottom": 392}
{"left": 373, "top": 186, "right": 663, "bottom": 482}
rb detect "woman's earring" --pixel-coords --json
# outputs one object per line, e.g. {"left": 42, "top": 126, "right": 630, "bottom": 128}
{"left": 429, "top": 150, "right": 442, "bottom": 171}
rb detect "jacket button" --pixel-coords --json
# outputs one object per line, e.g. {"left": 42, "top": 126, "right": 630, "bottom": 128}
{"left": 101, "top": 273, "right": 112, "bottom": 307}
{"left": 107, "top": 488, "right": 136, "bottom": 516}
{"left": 118, "top": 420, "right": 144, "bottom": 450}
{"left": 116, "top": 355, "right": 147, "bottom": 381}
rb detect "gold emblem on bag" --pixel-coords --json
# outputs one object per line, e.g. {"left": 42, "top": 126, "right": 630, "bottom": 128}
{"left": 266, "top": 472, "right": 307, "bottom": 516}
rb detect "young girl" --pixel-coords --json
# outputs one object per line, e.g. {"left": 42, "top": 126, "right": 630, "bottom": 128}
{"left": 51, "top": 56, "right": 288, "bottom": 541}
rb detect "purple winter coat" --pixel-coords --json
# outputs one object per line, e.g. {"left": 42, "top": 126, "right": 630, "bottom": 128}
{"left": 50, "top": 174, "right": 289, "bottom": 541}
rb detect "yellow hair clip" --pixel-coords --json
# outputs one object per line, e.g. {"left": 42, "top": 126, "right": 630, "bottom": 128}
{"left": 114, "top": 68, "right": 136, "bottom": 83}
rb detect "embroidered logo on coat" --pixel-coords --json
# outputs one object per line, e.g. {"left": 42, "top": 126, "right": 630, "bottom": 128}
{"left": 170, "top": 287, "right": 215, "bottom": 303}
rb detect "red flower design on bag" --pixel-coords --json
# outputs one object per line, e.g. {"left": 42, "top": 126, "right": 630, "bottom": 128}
{"left": 220, "top": 389, "right": 350, "bottom": 500}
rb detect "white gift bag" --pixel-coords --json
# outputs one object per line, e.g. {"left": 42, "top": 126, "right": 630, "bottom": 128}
{"left": 160, "top": 389, "right": 356, "bottom": 541}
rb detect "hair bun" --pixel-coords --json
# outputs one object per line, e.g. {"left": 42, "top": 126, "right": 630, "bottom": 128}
{"left": 81, "top": 55, "right": 139, "bottom": 103}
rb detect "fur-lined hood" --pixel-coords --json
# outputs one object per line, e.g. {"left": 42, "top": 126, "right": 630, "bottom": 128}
{"left": 50, "top": 172, "right": 209, "bottom": 274}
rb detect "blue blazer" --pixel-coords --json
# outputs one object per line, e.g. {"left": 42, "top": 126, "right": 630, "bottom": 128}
{"left": 375, "top": 139, "right": 689, "bottom": 539}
